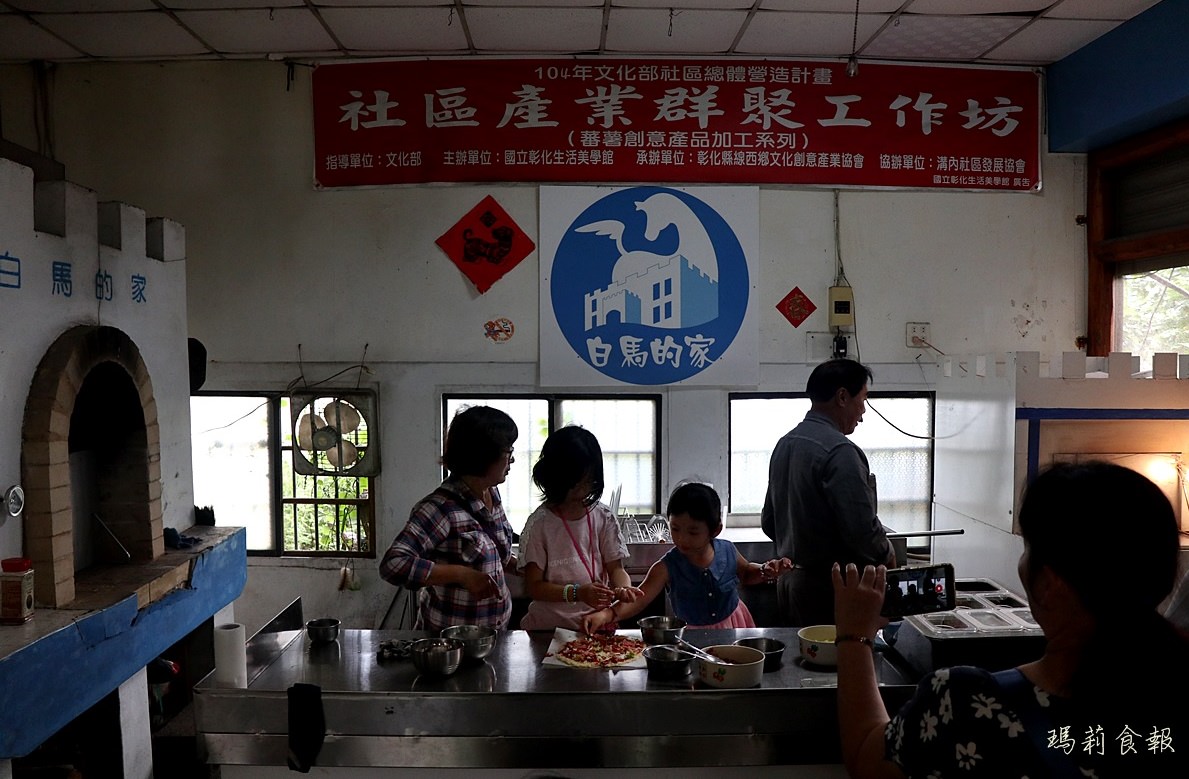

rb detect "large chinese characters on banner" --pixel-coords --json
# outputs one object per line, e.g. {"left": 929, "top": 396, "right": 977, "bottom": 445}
{"left": 312, "top": 59, "right": 1041, "bottom": 191}
{"left": 538, "top": 186, "right": 758, "bottom": 388}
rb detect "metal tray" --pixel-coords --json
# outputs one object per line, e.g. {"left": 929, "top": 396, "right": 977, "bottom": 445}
{"left": 961, "top": 608, "right": 1024, "bottom": 631}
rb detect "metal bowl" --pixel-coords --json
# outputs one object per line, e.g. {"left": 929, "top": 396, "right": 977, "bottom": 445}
{"left": 637, "top": 615, "right": 687, "bottom": 645}
{"left": 733, "top": 637, "right": 786, "bottom": 672}
{"left": 440, "top": 624, "right": 497, "bottom": 663}
{"left": 643, "top": 644, "right": 693, "bottom": 681}
{"left": 305, "top": 618, "right": 340, "bottom": 643}
{"left": 411, "top": 637, "right": 464, "bottom": 677}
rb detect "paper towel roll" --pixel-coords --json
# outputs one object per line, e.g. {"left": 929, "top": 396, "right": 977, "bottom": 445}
{"left": 213, "top": 622, "right": 248, "bottom": 688}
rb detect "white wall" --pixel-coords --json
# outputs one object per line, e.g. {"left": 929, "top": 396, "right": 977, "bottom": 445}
{"left": 0, "top": 158, "right": 194, "bottom": 563}
{"left": 0, "top": 61, "right": 1089, "bottom": 633}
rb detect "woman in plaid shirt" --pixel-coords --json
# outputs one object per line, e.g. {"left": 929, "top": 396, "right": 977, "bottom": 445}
{"left": 380, "top": 406, "right": 519, "bottom": 631}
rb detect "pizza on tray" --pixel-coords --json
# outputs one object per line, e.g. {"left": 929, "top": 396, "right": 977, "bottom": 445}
{"left": 552, "top": 633, "right": 646, "bottom": 668}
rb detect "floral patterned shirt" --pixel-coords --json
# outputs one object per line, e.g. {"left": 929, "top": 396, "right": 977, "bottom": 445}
{"left": 886, "top": 666, "right": 1186, "bottom": 779}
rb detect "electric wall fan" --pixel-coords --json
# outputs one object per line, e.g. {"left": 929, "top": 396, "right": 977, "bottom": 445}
{"left": 290, "top": 390, "right": 380, "bottom": 476}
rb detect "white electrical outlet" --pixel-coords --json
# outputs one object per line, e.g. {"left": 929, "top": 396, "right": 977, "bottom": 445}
{"left": 906, "top": 322, "right": 931, "bottom": 348}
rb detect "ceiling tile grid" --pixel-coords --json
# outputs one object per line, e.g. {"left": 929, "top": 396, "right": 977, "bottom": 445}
{"left": 736, "top": 11, "right": 890, "bottom": 57}
{"left": 0, "top": 0, "right": 1168, "bottom": 65}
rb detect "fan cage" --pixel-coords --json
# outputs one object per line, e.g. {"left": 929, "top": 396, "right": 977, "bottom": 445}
{"left": 290, "top": 391, "right": 379, "bottom": 476}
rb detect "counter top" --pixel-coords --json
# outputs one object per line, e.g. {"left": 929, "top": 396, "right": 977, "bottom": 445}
{"left": 195, "top": 626, "right": 918, "bottom": 769}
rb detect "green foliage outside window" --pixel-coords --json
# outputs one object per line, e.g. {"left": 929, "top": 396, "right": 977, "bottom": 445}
{"left": 1120, "top": 267, "right": 1189, "bottom": 372}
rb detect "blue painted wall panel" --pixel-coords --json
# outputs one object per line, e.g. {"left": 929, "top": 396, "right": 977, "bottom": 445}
{"left": 1049, "top": 0, "right": 1189, "bottom": 152}
{"left": 0, "top": 528, "right": 246, "bottom": 757}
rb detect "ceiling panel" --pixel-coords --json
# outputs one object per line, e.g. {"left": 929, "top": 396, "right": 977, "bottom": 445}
{"left": 0, "top": 1, "right": 1166, "bottom": 65}
{"left": 33, "top": 11, "right": 211, "bottom": 59}
{"left": 0, "top": 13, "right": 83, "bottom": 61}
{"left": 863, "top": 14, "right": 1029, "bottom": 61}
{"left": 177, "top": 9, "right": 337, "bottom": 55}
{"left": 736, "top": 10, "right": 889, "bottom": 57}
{"left": 5, "top": 1, "right": 155, "bottom": 11}
{"left": 464, "top": 0, "right": 598, "bottom": 6}
{"left": 606, "top": 7, "right": 749, "bottom": 53}
{"left": 905, "top": 0, "right": 1051, "bottom": 13}
{"left": 319, "top": 7, "right": 469, "bottom": 53}
{"left": 1043, "top": 0, "right": 1162, "bottom": 20}
{"left": 982, "top": 17, "right": 1121, "bottom": 62}
{"left": 163, "top": 0, "right": 304, "bottom": 8}
{"left": 758, "top": 1, "right": 903, "bottom": 11}
{"left": 468, "top": 7, "right": 605, "bottom": 52}
{"left": 614, "top": 0, "right": 754, "bottom": 8}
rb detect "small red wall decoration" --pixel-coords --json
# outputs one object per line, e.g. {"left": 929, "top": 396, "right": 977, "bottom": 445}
{"left": 436, "top": 195, "right": 535, "bottom": 294}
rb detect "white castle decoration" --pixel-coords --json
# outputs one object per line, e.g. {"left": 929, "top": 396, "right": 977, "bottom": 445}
{"left": 579, "top": 191, "right": 719, "bottom": 331}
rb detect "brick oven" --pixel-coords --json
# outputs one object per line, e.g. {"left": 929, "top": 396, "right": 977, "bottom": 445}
{"left": 22, "top": 325, "right": 165, "bottom": 607}
{"left": 0, "top": 154, "right": 247, "bottom": 771}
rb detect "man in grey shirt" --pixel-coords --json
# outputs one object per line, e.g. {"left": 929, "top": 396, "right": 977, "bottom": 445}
{"left": 761, "top": 359, "right": 895, "bottom": 626}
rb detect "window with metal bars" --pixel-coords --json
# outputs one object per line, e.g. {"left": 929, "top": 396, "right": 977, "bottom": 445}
{"left": 190, "top": 393, "right": 375, "bottom": 556}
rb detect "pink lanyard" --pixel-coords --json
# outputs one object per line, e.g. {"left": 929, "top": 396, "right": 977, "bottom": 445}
{"left": 560, "top": 506, "right": 598, "bottom": 583}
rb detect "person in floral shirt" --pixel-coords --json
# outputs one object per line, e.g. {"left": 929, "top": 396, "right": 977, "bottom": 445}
{"left": 831, "top": 461, "right": 1187, "bottom": 778}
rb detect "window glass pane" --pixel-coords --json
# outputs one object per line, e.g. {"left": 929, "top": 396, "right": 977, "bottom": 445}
{"left": 445, "top": 398, "right": 548, "bottom": 534}
{"left": 1118, "top": 266, "right": 1189, "bottom": 374}
{"left": 729, "top": 395, "right": 933, "bottom": 537}
{"left": 190, "top": 396, "right": 274, "bottom": 551}
{"left": 856, "top": 397, "right": 933, "bottom": 537}
{"left": 559, "top": 399, "right": 657, "bottom": 516}
{"left": 730, "top": 398, "right": 809, "bottom": 516}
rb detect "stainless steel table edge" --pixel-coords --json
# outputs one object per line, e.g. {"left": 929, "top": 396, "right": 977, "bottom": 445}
{"left": 202, "top": 732, "right": 846, "bottom": 769}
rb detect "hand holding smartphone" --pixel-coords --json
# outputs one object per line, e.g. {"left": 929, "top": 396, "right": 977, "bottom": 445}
{"left": 880, "top": 563, "right": 955, "bottom": 619}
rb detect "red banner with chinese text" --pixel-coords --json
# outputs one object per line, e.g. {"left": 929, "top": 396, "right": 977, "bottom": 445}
{"left": 312, "top": 59, "right": 1041, "bottom": 192}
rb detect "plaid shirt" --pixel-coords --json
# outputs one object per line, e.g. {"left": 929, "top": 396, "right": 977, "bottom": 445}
{"left": 379, "top": 478, "right": 513, "bottom": 632}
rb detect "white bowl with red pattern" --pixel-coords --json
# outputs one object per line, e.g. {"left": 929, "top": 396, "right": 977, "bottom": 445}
{"left": 695, "top": 644, "right": 764, "bottom": 688}
{"left": 797, "top": 624, "right": 838, "bottom": 667}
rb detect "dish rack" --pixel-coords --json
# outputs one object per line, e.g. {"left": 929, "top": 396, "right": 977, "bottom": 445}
{"left": 618, "top": 515, "right": 671, "bottom": 544}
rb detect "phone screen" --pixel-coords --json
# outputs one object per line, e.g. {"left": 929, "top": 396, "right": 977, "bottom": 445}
{"left": 881, "top": 563, "right": 955, "bottom": 619}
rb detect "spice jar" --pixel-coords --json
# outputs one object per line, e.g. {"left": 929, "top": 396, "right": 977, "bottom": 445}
{"left": 1, "top": 557, "right": 35, "bottom": 624}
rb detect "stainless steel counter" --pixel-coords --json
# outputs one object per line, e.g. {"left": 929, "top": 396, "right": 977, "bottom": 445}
{"left": 195, "top": 627, "right": 917, "bottom": 769}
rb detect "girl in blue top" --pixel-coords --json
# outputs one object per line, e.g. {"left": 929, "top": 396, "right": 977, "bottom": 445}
{"left": 584, "top": 482, "right": 792, "bottom": 632}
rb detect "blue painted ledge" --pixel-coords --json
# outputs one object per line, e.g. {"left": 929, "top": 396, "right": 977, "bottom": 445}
{"left": 0, "top": 526, "right": 246, "bottom": 757}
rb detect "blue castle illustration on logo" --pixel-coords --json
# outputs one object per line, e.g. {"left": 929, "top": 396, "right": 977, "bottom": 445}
{"left": 551, "top": 186, "right": 748, "bottom": 386}
{"left": 580, "top": 191, "right": 719, "bottom": 331}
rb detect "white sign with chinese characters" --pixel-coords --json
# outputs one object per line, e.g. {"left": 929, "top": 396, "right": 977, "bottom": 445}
{"left": 539, "top": 185, "right": 758, "bottom": 387}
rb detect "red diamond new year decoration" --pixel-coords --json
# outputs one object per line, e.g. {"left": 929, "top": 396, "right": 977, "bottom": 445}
{"left": 436, "top": 195, "right": 535, "bottom": 294}
{"left": 776, "top": 286, "right": 817, "bottom": 328}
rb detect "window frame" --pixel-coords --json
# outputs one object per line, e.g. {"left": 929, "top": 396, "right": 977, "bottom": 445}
{"left": 1086, "top": 115, "right": 1189, "bottom": 355}
{"left": 726, "top": 389, "right": 936, "bottom": 550}
{"left": 442, "top": 392, "right": 663, "bottom": 516}
{"left": 191, "top": 390, "right": 377, "bottom": 559}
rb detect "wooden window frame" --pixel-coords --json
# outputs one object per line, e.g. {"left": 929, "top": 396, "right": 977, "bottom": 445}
{"left": 1087, "top": 116, "right": 1189, "bottom": 355}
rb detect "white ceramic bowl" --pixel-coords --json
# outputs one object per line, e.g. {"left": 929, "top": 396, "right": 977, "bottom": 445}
{"left": 695, "top": 644, "right": 765, "bottom": 688}
{"left": 797, "top": 624, "right": 838, "bottom": 667}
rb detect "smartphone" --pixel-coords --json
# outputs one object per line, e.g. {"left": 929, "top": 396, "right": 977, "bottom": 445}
{"left": 881, "top": 563, "right": 956, "bottom": 619}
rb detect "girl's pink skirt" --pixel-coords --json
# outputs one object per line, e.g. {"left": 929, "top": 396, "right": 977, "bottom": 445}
{"left": 688, "top": 600, "right": 755, "bottom": 630}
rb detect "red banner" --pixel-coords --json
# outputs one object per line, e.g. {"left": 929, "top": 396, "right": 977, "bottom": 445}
{"left": 312, "top": 59, "right": 1040, "bottom": 191}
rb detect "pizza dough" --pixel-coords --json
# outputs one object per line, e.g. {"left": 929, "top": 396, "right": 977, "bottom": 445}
{"left": 553, "top": 633, "right": 646, "bottom": 668}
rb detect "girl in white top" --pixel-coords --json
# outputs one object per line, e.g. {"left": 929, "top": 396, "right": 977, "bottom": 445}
{"left": 517, "top": 426, "right": 643, "bottom": 631}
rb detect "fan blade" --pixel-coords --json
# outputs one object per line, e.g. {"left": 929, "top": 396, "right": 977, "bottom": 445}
{"left": 323, "top": 400, "right": 362, "bottom": 435}
{"left": 296, "top": 413, "right": 326, "bottom": 451}
{"left": 326, "top": 440, "right": 359, "bottom": 469}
